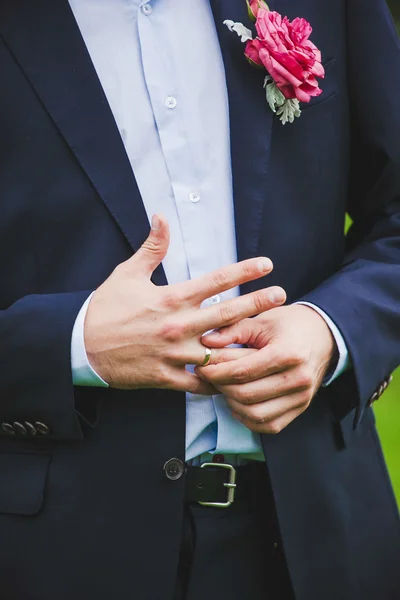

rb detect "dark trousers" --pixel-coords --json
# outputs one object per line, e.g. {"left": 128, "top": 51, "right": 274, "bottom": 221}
{"left": 174, "top": 465, "right": 295, "bottom": 600}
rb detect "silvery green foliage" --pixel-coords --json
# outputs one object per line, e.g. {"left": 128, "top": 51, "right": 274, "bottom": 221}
{"left": 264, "top": 76, "right": 285, "bottom": 112}
{"left": 264, "top": 76, "right": 301, "bottom": 125}
{"left": 276, "top": 99, "right": 301, "bottom": 125}
{"left": 223, "top": 20, "right": 253, "bottom": 42}
{"left": 224, "top": 22, "right": 302, "bottom": 126}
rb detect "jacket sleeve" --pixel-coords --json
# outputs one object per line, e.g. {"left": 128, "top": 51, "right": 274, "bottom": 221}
{"left": 301, "top": 0, "right": 400, "bottom": 424}
{"left": 0, "top": 290, "right": 93, "bottom": 441}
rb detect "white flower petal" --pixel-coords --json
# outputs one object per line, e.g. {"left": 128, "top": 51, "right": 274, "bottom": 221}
{"left": 223, "top": 20, "right": 253, "bottom": 43}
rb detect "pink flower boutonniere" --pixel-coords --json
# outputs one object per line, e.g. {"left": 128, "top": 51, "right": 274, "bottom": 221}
{"left": 224, "top": 1, "right": 325, "bottom": 125}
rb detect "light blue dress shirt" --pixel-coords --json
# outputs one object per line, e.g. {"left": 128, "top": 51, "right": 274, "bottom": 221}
{"left": 69, "top": 0, "right": 349, "bottom": 462}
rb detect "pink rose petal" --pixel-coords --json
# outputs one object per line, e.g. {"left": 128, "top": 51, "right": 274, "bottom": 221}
{"left": 247, "top": 8, "right": 324, "bottom": 104}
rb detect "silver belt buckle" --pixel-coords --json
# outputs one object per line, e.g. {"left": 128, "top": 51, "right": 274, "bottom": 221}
{"left": 198, "top": 462, "right": 237, "bottom": 508}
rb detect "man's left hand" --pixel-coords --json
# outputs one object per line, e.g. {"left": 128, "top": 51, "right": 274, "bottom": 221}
{"left": 197, "top": 305, "right": 336, "bottom": 434}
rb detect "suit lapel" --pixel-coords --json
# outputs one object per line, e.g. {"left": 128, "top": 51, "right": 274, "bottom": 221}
{"left": 0, "top": 0, "right": 168, "bottom": 283}
{"left": 210, "top": 0, "right": 275, "bottom": 280}
{"left": 1, "top": 0, "right": 274, "bottom": 287}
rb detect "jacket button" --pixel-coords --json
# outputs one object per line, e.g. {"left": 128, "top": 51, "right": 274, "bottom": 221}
{"left": 34, "top": 422, "right": 50, "bottom": 435}
{"left": 163, "top": 458, "right": 185, "bottom": 481}
{"left": 13, "top": 422, "right": 28, "bottom": 435}
{"left": 368, "top": 391, "right": 379, "bottom": 407}
{"left": 24, "top": 422, "right": 37, "bottom": 436}
{"left": 1, "top": 422, "right": 16, "bottom": 435}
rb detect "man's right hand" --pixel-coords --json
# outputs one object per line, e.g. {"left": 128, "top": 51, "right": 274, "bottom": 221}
{"left": 84, "top": 214, "right": 286, "bottom": 394}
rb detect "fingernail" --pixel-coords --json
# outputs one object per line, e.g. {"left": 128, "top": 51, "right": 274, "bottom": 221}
{"left": 270, "top": 287, "right": 286, "bottom": 305}
{"left": 151, "top": 215, "right": 160, "bottom": 230}
{"left": 258, "top": 258, "right": 273, "bottom": 273}
{"left": 204, "top": 329, "right": 220, "bottom": 338}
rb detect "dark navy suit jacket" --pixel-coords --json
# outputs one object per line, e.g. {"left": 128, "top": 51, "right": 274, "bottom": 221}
{"left": 0, "top": 0, "right": 399, "bottom": 598}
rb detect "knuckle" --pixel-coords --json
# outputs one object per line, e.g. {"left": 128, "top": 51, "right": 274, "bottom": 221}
{"left": 253, "top": 291, "right": 266, "bottom": 313}
{"left": 189, "top": 379, "right": 207, "bottom": 395}
{"left": 300, "top": 390, "right": 313, "bottom": 407}
{"left": 162, "top": 290, "right": 182, "bottom": 310}
{"left": 292, "top": 390, "right": 312, "bottom": 411}
{"left": 296, "top": 367, "right": 314, "bottom": 389}
{"left": 155, "top": 366, "right": 173, "bottom": 387}
{"left": 251, "top": 411, "right": 266, "bottom": 425}
{"left": 298, "top": 399, "right": 310, "bottom": 413}
{"left": 159, "top": 320, "right": 186, "bottom": 342}
{"left": 232, "top": 366, "right": 252, "bottom": 384}
{"left": 240, "top": 388, "right": 258, "bottom": 405}
{"left": 266, "top": 421, "right": 283, "bottom": 435}
{"left": 265, "top": 349, "right": 283, "bottom": 372}
{"left": 290, "top": 348, "right": 307, "bottom": 366}
{"left": 141, "top": 238, "right": 160, "bottom": 255}
{"left": 241, "top": 261, "right": 253, "bottom": 278}
{"left": 219, "top": 302, "right": 237, "bottom": 323}
{"left": 212, "top": 269, "right": 229, "bottom": 289}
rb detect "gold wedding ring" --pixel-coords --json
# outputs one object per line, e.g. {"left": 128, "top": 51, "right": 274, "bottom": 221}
{"left": 202, "top": 347, "right": 212, "bottom": 366}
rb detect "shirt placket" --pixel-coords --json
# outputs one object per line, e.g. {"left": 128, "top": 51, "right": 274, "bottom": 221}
{"left": 138, "top": 0, "right": 221, "bottom": 282}
{"left": 137, "top": 0, "right": 264, "bottom": 459}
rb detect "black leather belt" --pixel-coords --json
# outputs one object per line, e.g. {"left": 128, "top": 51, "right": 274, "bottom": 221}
{"left": 185, "top": 462, "right": 265, "bottom": 508}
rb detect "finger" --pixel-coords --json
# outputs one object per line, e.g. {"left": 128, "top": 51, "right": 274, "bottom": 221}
{"left": 214, "top": 368, "right": 307, "bottom": 404}
{"left": 228, "top": 392, "right": 309, "bottom": 426}
{"left": 196, "top": 345, "right": 296, "bottom": 386}
{"left": 125, "top": 214, "right": 170, "bottom": 278}
{"left": 191, "top": 287, "right": 286, "bottom": 334}
{"left": 232, "top": 405, "right": 306, "bottom": 434}
{"left": 162, "top": 369, "right": 217, "bottom": 395}
{"left": 174, "top": 257, "right": 275, "bottom": 305}
{"left": 182, "top": 346, "right": 257, "bottom": 368}
{"left": 202, "top": 346, "right": 257, "bottom": 366}
{"left": 201, "top": 319, "right": 261, "bottom": 349}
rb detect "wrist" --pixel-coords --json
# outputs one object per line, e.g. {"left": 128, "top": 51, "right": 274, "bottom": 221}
{"left": 291, "top": 304, "right": 336, "bottom": 369}
{"left": 83, "top": 296, "right": 111, "bottom": 385}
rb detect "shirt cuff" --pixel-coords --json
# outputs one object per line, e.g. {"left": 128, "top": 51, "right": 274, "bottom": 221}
{"left": 71, "top": 293, "right": 109, "bottom": 387}
{"left": 295, "top": 302, "right": 351, "bottom": 386}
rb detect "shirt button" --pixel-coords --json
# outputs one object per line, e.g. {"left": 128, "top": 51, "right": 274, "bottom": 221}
{"left": 212, "top": 454, "right": 225, "bottom": 463}
{"left": 163, "top": 458, "right": 185, "bottom": 481}
{"left": 165, "top": 96, "right": 177, "bottom": 109}
{"left": 189, "top": 192, "right": 200, "bottom": 203}
{"left": 141, "top": 3, "right": 152, "bottom": 15}
{"left": 209, "top": 295, "right": 221, "bottom": 305}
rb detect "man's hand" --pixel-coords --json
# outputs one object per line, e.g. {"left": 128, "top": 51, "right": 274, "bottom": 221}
{"left": 197, "top": 305, "right": 336, "bottom": 433}
{"left": 84, "top": 214, "right": 285, "bottom": 393}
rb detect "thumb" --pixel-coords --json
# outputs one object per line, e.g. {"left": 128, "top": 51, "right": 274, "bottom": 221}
{"left": 129, "top": 214, "right": 170, "bottom": 277}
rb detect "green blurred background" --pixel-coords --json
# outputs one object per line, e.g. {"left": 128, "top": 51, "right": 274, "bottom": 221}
{"left": 365, "top": 1, "right": 399, "bottom": 505}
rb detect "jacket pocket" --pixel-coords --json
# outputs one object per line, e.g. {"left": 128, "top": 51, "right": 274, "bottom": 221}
{"left": 301, "top": 57, "right": 338, "bottom": 112}
{"left": 0, "top": 451, "right": 51, "bottom": 515}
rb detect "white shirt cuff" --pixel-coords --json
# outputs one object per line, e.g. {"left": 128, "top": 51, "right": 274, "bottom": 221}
{"left": 295, "top": 302, "right": 351, "bottom": 386}
{"left": 71, "top": 293, "right": 109, "bottom": 387}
